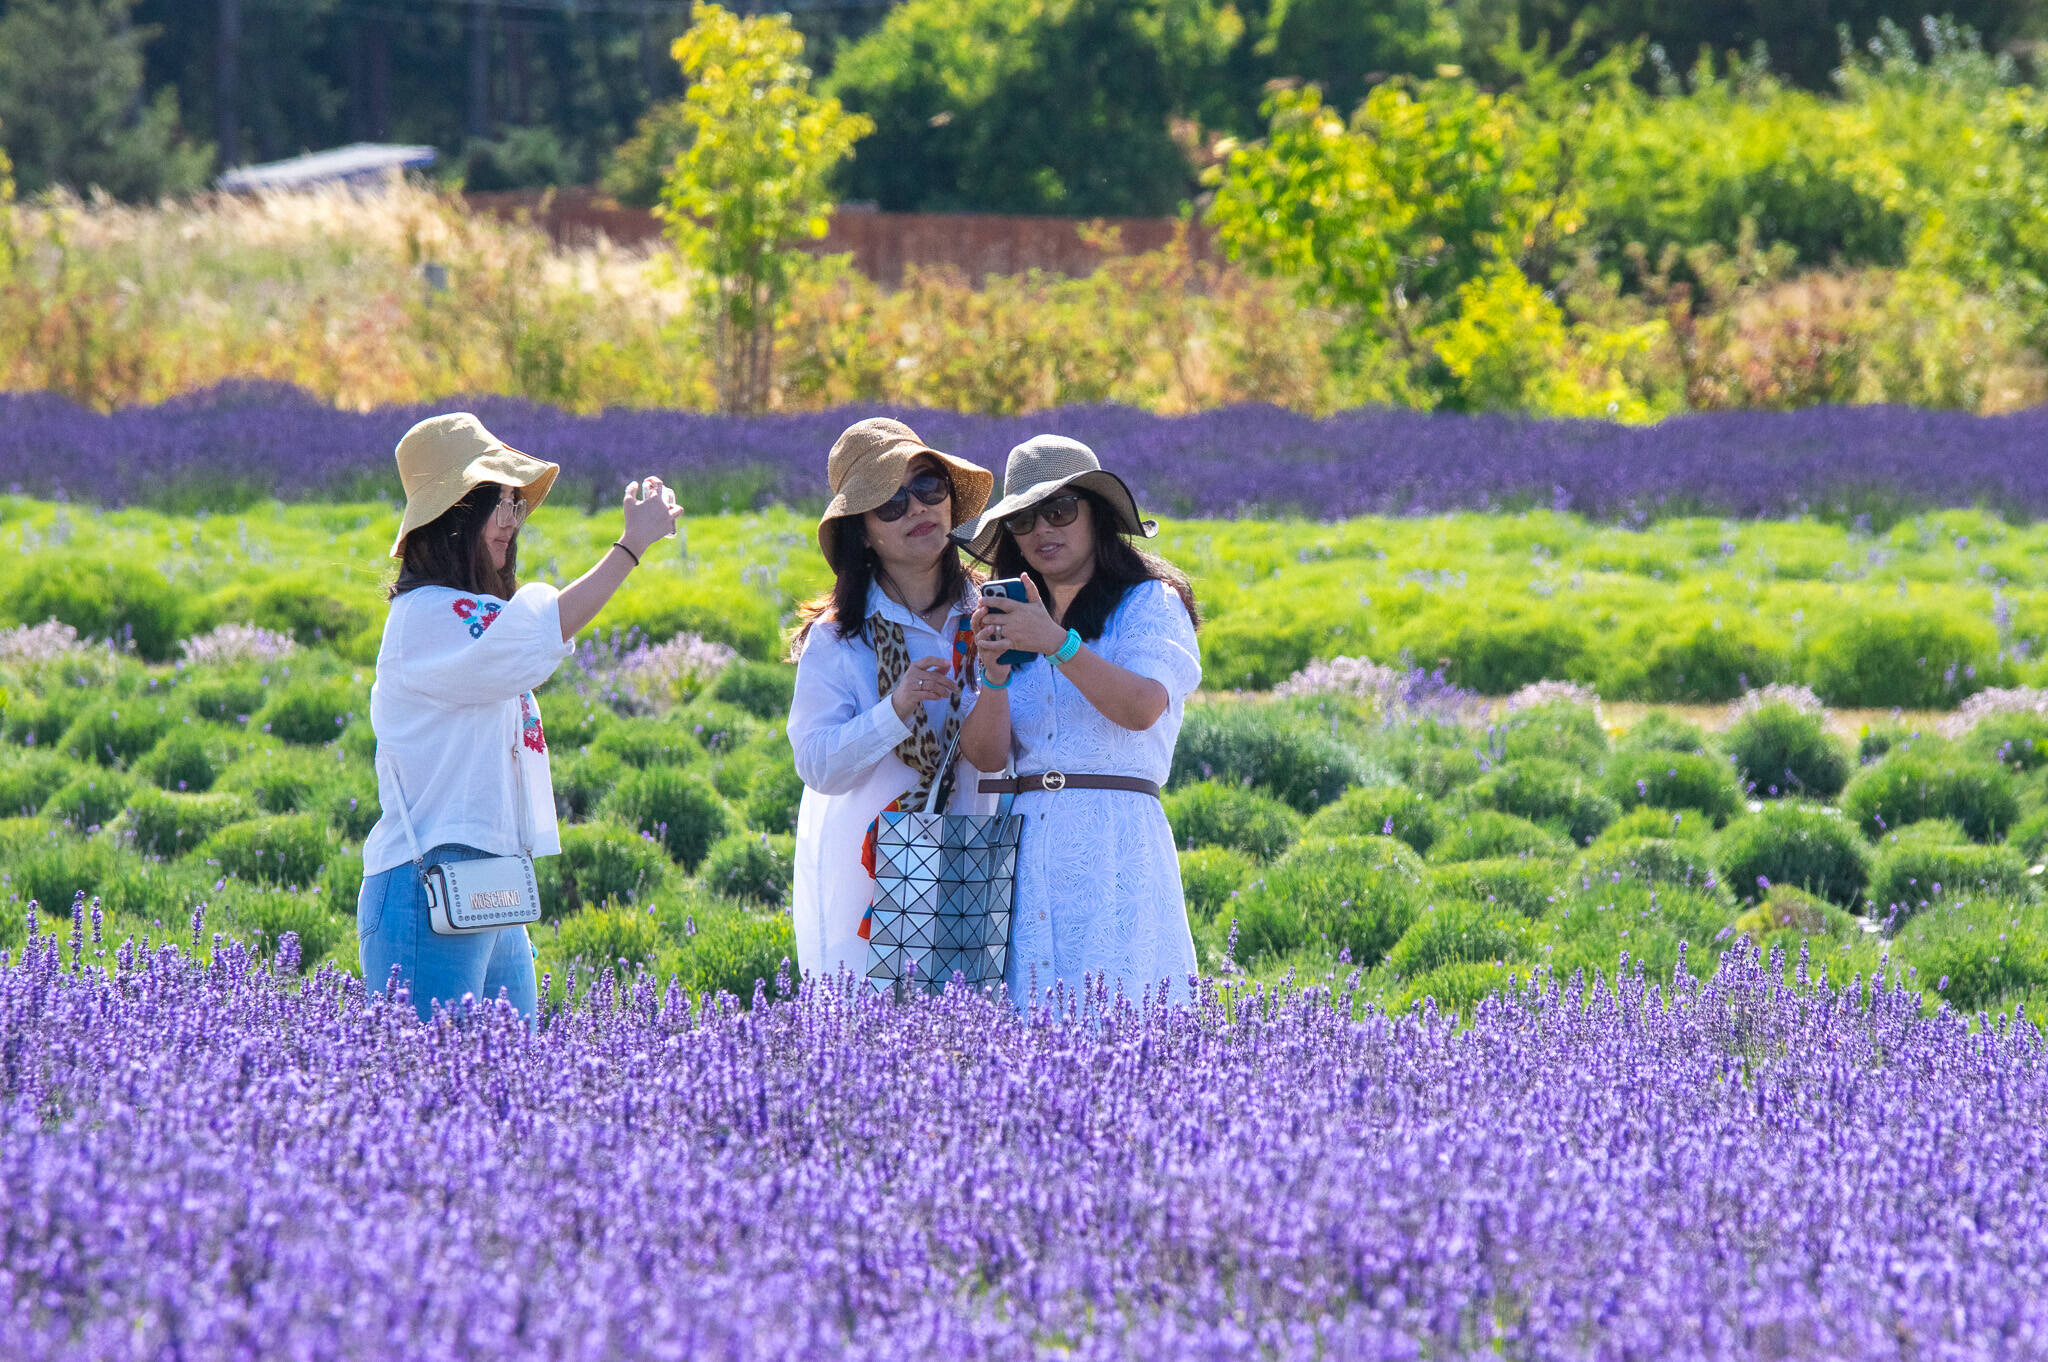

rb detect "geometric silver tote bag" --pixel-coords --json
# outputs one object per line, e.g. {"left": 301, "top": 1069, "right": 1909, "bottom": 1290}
{"left": 864, "top": 735, "right": 1020, "bottom": 996}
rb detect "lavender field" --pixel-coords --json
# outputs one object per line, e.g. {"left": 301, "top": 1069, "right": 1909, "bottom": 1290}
{"left": 13, "top": 384, "right": 2048, "bottom": 521}
{"left": 4, "top": 916, "right": 2045, "bottom": 1360}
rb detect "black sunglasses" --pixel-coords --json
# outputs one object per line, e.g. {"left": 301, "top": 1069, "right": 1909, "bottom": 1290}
{"left": 1000, "top": 493, "right": 1082, "bottom": 537}
{"left": 873, "top": 470, "right": 953, "bottom": 523}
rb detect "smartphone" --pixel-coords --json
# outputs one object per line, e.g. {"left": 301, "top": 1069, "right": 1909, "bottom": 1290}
{"left": 980, "top": 578, "right": 1037, "bottom": 668}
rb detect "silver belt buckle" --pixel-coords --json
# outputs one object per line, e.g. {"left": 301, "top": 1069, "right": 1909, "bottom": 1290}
{"left": 1040, "top": 769, "right": 1067, "bottom": 792}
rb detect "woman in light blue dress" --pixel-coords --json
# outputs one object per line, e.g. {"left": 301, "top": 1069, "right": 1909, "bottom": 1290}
{"left": 955, "top": 435, "right": 1202, "bottom": 1010}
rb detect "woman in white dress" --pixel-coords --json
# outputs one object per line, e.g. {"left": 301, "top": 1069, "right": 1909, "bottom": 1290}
{"left": 955, "top": 435, "right": 1202, "bottom": 1010}
{"left": 786, "top": 418, "right": 996, "bottom": 983}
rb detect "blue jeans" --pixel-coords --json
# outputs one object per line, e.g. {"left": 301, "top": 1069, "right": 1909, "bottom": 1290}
{"left": 358, "top": 843, "right": 538, "bottom": 1023}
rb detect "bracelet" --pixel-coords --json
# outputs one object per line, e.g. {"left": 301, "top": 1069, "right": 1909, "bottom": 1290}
{"left": 611, "top": 540, "right": 642, "bottom": 567}
{"left": 980, "top": 665, "right": 1012, "bottom": 690}
{"left": 1048, "top": 628, "right": 1082, "bottom": 667}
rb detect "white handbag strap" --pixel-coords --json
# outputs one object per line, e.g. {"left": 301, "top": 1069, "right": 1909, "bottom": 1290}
{"left": 379, "top": 712, "right": 535, "bottom": 878}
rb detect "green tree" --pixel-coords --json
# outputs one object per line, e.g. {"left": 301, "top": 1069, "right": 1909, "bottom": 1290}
{"left": 659, "top": 2, "right": 871, "bottom": 413}
{"left": 0, "top": 0, "right": 211, "bottom": 200}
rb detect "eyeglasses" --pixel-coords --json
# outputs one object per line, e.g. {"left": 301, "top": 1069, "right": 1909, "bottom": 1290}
{"left": 1000, "top": 493, "right": 1081, "bottom": 537}
{"left": 872, "top": 470, "right": 953, "bottom": 523}
{"left": 492, "top": 493, "right": 530, "bottom": 528}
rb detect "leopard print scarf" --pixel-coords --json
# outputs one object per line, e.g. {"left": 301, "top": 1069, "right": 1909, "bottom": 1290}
{"left": 871, "top": 608, "right": 970, "bottom": 811}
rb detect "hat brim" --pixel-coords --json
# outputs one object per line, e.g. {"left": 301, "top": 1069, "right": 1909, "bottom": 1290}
{"left": 951, "top": 469, "right": 1157, "bottom": 563}
{"left": 389, "top": 445, "right": 560, "bottom": 558}
{"left": 817, "top": 448, "right": 995, "bottom": 566}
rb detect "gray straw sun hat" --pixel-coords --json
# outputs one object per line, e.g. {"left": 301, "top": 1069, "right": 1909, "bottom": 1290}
{"left": 952, "top": 435, "right": 1157, "bottom": 563}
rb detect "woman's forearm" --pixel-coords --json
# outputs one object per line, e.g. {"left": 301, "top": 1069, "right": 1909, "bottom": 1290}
{"left": 1055, "top": 646, "right": 1169, "bottom": 731}
{"left": 960, "top": 685, "right": 1012, "bottom": 771}
{"left": 556, "top": 545, "right": 640, "bottom": 641}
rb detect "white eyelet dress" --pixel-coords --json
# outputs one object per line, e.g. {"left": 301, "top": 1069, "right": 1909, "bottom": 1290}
{"left": 1003, "top": 579, "right": 1202, "bottom": 1011}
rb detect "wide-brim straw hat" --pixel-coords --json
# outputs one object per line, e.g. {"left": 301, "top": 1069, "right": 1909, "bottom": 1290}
{"left": 817, "top": 417, "right": 994, "bottom": 566}
{"left": 952, "top": 434, "right": 1157, "bottom": 563}
{"left": 389, "top": 413, "right": 560, "bottom": 559}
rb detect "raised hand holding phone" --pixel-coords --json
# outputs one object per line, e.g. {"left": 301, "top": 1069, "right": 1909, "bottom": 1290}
{"left": 976, "top": 575, "right": 1064, "bottom": 668}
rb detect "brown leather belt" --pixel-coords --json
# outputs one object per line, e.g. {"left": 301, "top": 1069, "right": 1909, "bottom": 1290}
{"left": 978, "top": 771, "right": 1161, "bottom": 798}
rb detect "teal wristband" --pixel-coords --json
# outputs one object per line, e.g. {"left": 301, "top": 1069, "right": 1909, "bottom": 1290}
{"left": 980, "top": 664, "right": 1012, "bottom": 690}
{"left": 1049, "top": 628, "right": 1082, "bottom": 667}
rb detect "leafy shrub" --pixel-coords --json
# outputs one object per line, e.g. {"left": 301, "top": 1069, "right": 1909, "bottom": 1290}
{"left": 1891, "top": 897, "right": 2048, "bottom": 1011}
{"left": 0, "top": 752, "right": 81, "bottom": 817}
{"left": 123, "top": 789, "right": 252, "bottom": 858}
{"left": 1425, "top": 858, "right": 1562, "bottom": 919}
{"left": 0, "top": 831, "right": 181, "bottom": 922}
{"left": 1427, "top": 811, "right": 1571, "bottom": 863}
{"left": 59, "top": 698, "right": 175, "bottom": 767}
{"left": 1403, "top": 745, "right": 1485, "bottom": 799}
{"left": 2008, "top": 806, "right": 2048, "bottom": 864}
{"left": 1179, "top": 846, "right": 1255, "bottom": 925}
{"left": 198, "top": 814, "right": 337, "bottom": 887}
{"left": 1231, "top": 835, "right": 1427, "bottom": 967}
{"left": 1618, "top": 710, "right": 1708, "bottom": 755}
{"left": 212, "top": 885, "right": 352, "bottom": 971}
{"left": 1840, "top": 757, "right": 2018, "bottom": 843}
{"left": 1722, "top": 702, "right": 1851, "bottom": 799}
{"left": 1197, "top": 615, "right": 1324, "bottom": 691}
{"left": 742, "top": 760, "right": 805, "bottom": 835}
{"left": 1715, "top": 802, "right": 1869, "bottom": 907}
{"left": 217, "top": 748, "right": 348, "bottom": 815}
{"left": 1383, "top": 900, "right": 1532, "bottom": 978}
{"left": 1597, "top": 805, "right": 1712, "bottom": 843}
{"left": 42, "top": 770, "right": 135, "bottom": 830}
{"left": 315, "top": 772, "right": 380, "bottom": 842}
{"left": 1171, "top": 702, "right": 1375, "bottom": 812}
{"left": 1464, "top": 758, "right": 1618, "bottom": 845}
{"left": 589, "top": 717, "right": 703, "bottom": 770}
{"left": 1964, "top": 713, "right": 2048, "bottom": 772}
{"left": 1886, "top": 818, "right": 1973, "bottom": 848}
{"left": 1574, "top": 837, "right": 1727, "bottom": 901}
{"left": 1604, "top": 611, "right": 1790, "bottom": 704}
{"left": 1541, "top": 884, "right": 1734, "bottom": 989}
{"left": 551, "top": 749, "right": 627, "bottom": 822}
{"left": 1414, "top": 611, "right": 1592, "bottom": 695}
{"left": 1497, "top": 701, "right": 1608, "bottom": 769}
{"left": 658, "top": 899, "right": 795, "bottom": 1000}
{"left": 1806, "top": 608, "right": 1996, "bottom": 710}
{"left": 10, "top": 556, "right": 188, "bottom": 661}
{"left": 1301, "top": 785, "right": 1439, "bottom": 855}
{"left": 257, "top": 677, "right": 360, "bottom": 745}
{"left": 1163, "top": 781, "right": 1304, "bottom": 861}
{"left": 709, "top": 661, "right": 796, "bottom": 720}
{"left": 134, "top": 725, "right": 234, "bottom": 792}
{"left": 1732, "top": 886, "right": 1863, "bottom": 943}
{"left": 1604, "top": 749, "right": 1742, "bottom": 827}
{"left": 202, "top": 571, "right": 378, "bottom": 649}
{"left": 1858, "top": 723, "right": 1912, "bottom": 765}
{"left": 603, "top": 577, "right": 781, "bottom": 661}
{"left": 183, "top": 672, "right": 270, "bottom": 724}
{"left": 1384, "top": 960, "right": 1512, "bottom": 1017}
{"left": 603, "top": 767, "right": 732, "bottom": 870}
{"left": 676, "top": 699, "right": 770, "bottom": 755}
{"left": 1866, "top": 843, "right": 2036, "bottom": 923}
{"left": 554, "top": 905, "right": 663, "bottom": 972}
{"left": 535, "top": 821, "right": 672, "bottom": 918}
{"left": 698, "top": 832, "right": 795, "bottom": 905}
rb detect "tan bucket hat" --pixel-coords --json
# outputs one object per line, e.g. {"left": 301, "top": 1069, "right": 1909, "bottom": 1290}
{"left": 952, "top": 434, "right": 1157, "bottom": 563}
{"left": 817, "top": 417, "right": 994, "bottom": 566}
{"left": 388, "top": 413, "right": 560, "bottom": 559}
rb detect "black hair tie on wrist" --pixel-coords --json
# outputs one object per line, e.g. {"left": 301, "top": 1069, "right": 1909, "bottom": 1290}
{"left": 612, "top": 540, "right": 641, "bottom": 567}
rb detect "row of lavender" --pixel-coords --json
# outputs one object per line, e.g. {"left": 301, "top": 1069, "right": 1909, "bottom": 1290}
{"left": 4, "top": 914, "right": 2044, "bottom": 1360}
{"left": 10, "top": 383, "right": 2048, "bottom": 518}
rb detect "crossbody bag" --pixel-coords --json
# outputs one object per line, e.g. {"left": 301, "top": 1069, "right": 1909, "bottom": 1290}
{"left": 379, "top": 737, "right": 544, "bottom": 936}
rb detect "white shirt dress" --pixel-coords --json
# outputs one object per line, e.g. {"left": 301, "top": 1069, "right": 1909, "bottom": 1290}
{"left": 787, "top": 583, "right": 990, "bottom": 982}
{"left": 1002, "top": 579, "right": 1202, "bottom": 1009}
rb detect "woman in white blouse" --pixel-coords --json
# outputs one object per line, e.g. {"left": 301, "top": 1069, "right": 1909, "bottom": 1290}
{"left": 787, "top": 418, "right": 995, "bottom": 983}
{"left": 954, "top": 435, "right": 1202, "bottom": 1010}
{"left": 361, "top": 413, "right": 681, "bottom": 1021}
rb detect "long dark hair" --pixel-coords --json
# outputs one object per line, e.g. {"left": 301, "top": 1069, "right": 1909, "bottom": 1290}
{"left": 991, "top": 488, "right": 1198, "bottom": 641}
{"left": 389, "top": 483, "right": 517, "bottom": 601}
{"left": 791, "top": 516, "right": 977, "bottom": 658}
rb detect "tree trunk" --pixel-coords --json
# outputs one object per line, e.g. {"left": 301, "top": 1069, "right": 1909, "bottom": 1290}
{"left": 217, "top": 0, "right": 241, "bottom": 167}
{"left": 467, "top": 0, "right": 494, "bottom": 140}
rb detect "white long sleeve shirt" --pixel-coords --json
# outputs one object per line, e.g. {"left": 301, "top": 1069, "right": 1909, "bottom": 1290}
{"left": 362, "top": 583, "right": 574, "bottom": 877}
{"left": 788, "top": 582, "right": 991, "bottom": 980}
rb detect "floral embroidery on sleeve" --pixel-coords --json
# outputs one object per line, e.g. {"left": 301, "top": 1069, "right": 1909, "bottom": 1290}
{"left": 452, "top": 597, "right": 505, "bottom": 640}
{"left": 519, "top": 691, "right": 547, "bottom": 754}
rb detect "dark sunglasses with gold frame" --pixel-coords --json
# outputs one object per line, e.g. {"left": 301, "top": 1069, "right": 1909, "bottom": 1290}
{"left": 872, "top": 470, "right": 953, "bottom": 523}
